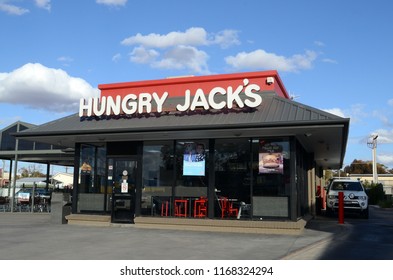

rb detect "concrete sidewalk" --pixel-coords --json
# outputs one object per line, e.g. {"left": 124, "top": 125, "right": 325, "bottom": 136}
{"left": 0, "top": 213, "right": 344, "bottom": 260}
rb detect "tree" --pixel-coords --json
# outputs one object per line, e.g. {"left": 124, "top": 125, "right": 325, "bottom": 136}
{"left": 343, "top": 159, "right": 389, "bottom": 175}
{"left": 18, "top": 164, "right": 45, "bottom": 178}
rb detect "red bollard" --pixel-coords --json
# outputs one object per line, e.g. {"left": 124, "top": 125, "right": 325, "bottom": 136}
{"left": 338, "top": 191, "right": 344, "bottom": 224}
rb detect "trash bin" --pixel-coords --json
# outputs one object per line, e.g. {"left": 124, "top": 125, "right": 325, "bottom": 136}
{"left": 111, "top": 193, "right": 134, "bottom": 223}
{"left": 51, "top": 193, "right": 71, "bottom": 224}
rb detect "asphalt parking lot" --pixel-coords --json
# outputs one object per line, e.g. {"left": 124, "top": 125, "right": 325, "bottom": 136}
{"left": 0, "top": 212, "right": 344, "bottom": 260}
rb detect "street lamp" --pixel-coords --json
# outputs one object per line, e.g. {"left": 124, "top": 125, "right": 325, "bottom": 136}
{"left": 367, "top": 135, "right": 378, "bottom": 184}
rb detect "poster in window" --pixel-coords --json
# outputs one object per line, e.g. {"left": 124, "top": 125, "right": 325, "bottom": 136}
{"left": 259, "top": 141, "right": 284, "bottom": 174}
{"left": 81, "top": 160, "right": 92, "bottom": 174}
{"left": 183, "top": 143, "right": 205, "bottom": 176}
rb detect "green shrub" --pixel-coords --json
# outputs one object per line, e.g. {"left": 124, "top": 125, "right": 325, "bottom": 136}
{"left": 378, "top": 199, "right": 392, "bottom": 208}
{"left": 366, "top": 183, "right": 385, "bottom": 205}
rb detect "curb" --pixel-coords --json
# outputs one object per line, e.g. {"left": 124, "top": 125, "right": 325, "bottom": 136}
{"left": 280, "top": 219, "right": 350, "bottom": 260}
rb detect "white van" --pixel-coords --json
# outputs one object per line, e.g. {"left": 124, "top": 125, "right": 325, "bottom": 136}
{"left": 325, "top": 178, "right": 369, "bottom": 218}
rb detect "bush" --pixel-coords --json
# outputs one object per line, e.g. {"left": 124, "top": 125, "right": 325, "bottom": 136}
{"left": 378, "top": 199, "right": 393, "bottom": 208}
{"left": 366, "top": 183, "right": 385, "bottom": 205}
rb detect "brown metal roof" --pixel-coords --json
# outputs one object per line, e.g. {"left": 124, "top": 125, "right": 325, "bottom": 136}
{"left": 15, "top": 94, "right": 350, "bottom": 168}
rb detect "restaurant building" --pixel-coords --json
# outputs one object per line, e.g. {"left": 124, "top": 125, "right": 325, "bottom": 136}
{"left": 16, "top": 70, "right": 349, "bottom": 224}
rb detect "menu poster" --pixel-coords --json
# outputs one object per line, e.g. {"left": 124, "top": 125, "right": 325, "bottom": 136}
{"left": 183, "top": 143, "right": 206, "bottom": 176}
{"left": 259, "top": 141, "right": 284, "bottom": 174}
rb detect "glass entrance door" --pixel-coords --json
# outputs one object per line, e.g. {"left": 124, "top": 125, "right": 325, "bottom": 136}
{"left": 109, "top": 158, "right": 137, "bottom": 223}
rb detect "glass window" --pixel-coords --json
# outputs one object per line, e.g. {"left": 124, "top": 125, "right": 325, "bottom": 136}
{"left": 79, "top": 145, "right": 95, "bottom": 194}
{"left": 15, "top": 124, "right": 34, "bottom": 150}
{"left": 0, "top": 126, "right": 17, "bottom": 150}
{"left": 96, "top": 147, "right": 107, "bottom": 194}
{"left": 174, "top": 140, "right": 209, "bottom": 218}
{"left": 142, "top": 141, "right": 174, "bottom": 216}
{"left": 214, "top": 138, "right": 251, "bottom": 219}
{"left": 18, "top": 139, "right": 34, "bottom": 150}
{"left": 252, "top": 139, "right": 290, "bottom": 196}
{"left": 34, "top": 142, "right": 52, "bottom": 150}
{"left": 0, "top": 124, "right": 52, "bottom": 151}
{"left": 252, "top": 138, "right": 291, "bottom": 218}
{"left": 77, "top": 144, "right": 107, "bottom": 213}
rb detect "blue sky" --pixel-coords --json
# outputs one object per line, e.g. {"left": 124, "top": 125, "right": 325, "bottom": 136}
{"left": 1, "top": 0, "right": 393, "bottom": 171}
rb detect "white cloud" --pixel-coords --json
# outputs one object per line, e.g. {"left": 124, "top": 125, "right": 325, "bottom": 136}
{"left": 151, "top": 46, "right": 209, "bottom": 74}
{"left": 356, "top": 129, "right": 393, "bottom": 166}
{"left": 57, "top": 56, "right": 74, "bottom": 67}
{"left": 96, "top": 0, "right": 127, "bottom": 6}
{"left": 388, "top": 99, "right": 393, "bottom": 106}
{"left": 35, "top": 0, "right": 51, "bottom": 11}
{"left": 348, "top": 103, "right": 368, "bottom": 123}
{"left": 129, "top": 46, "right": 159, "bottom": 64}
{"left": 321, "top": 108, "right": 346, "bottom": 118}
{"left": 377, "top": 153, "right": 393, "bottom": 167}
{"left": 122, "top": 27, "right": 237, "bottom": 74}
{"left": 322, "top": 104, "right": 369, "bottom": 124}
{"left": 372, "top": 108, "right": 393, "bottom": 127}
{"left": 314, "top": 41, "right": 325, "bottom": 47}
{"left": 0, "top": 0, "right": 50, "bottom": 14}
{"left": 379, "top": 115, "right": 393, "bottom": 126}
{"left": 0, "top": 63, "right": 99, "bottom": 113}
{"left": 122, "top": 27, "right": 321, "bottom": 74}
{"left": 366, "top": 129, "right": 393, "bottom": 168}
{"left": 225, "top": 49, "right": 317, "bottom": 72}
{"left": 322, "top": 58, "right": 338, "bottom": 64}
{"left": 0, "top": 3, "right": 29, "bottom": 15}
{"left": 112, "top": 53, "right": 122, "bottom": 62}
{"left": 210, "top": 29, "right": 240, "bottom": 49}
{"left": 370, "top": 129, "right": 393, "bottom": 144}
{"left": 122, "top": 27, "right": 239, "bottom": 49}
{"left": 122, "top": 27, "right": 209, "bottom": 49}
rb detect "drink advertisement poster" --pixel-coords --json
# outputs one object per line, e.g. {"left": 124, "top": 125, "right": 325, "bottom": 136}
{"left": 183, "top": 143, "right": 206, "bottom": 176}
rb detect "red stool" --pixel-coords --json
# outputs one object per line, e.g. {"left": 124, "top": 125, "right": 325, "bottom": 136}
{"left": 219, "top": 197, "right": 238, "bottom": 218}
{"left": 161, "top": 200, "right": 169, "bottom": 216}
{"left": 174, "top": 199, "right": 188, "bottom": 217}
{"left": 194, "top": 197, "right": 207, "bottom": 218}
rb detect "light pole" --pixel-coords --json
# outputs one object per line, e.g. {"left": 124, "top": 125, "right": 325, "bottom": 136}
{"left": 367, "top": 135, "right": 378, "bottom": 184}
